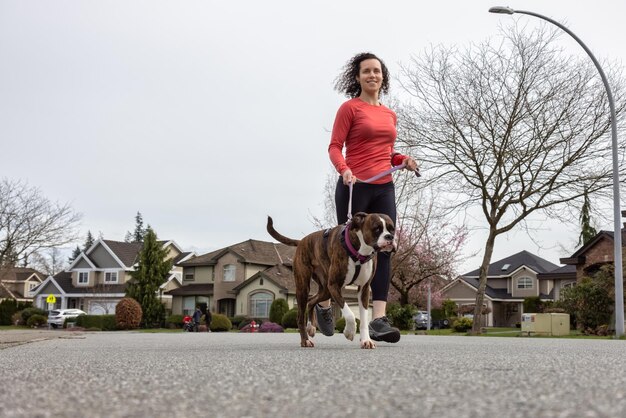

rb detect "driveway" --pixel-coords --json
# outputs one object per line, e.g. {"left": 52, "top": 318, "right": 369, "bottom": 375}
{"left": 1, "top": 332, "right": 625, "bottom": 418}
{"left": 0, "top": 328, "right": 85, "bottom": 349}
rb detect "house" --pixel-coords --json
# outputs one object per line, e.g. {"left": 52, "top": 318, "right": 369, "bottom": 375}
{"left": 559, "top": 229, "right": 626, "bottom": 282}
{"left": 167, "top": 239, "right": 296, "bottom": 317}
{"left": 167, "top": 238, "right": 366, "bottom": 320}
{"left": 30, "top": 239, "right": 193, "bottom": 314}
{"left": 441, "top": 250, "right": 575, "bottom": 327}
{"left": 0, "top": 267, "right": 45, "bottom": 303}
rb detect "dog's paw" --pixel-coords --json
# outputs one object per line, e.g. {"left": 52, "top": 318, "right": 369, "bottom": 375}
{"left": 343, "top": 321, "right": 356, "bottom": 341}
{"left": 301, "top": 339, "right": 315, "bottom": 348}
{"left": 360, "top": 339, "right": 376, "bottom": 349}
{"left": 306, "top": 323, "right": 316, "bottom": 338}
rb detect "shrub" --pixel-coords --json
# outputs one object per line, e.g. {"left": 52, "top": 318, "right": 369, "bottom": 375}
{"left": 336, "top": 317, "right": 360, "bottom": 333}
{"left": 259, "top": 321, "right": 284, "bottom": 333}
{"left": 281, "top": 308, "right": 298, "bottom": 329}
{"left": 0, "top": 299, "right": 26, "bottom": 325}
{"left": 238, "top": 317, "right": 264, "bottom": 330}
{"left": 269, "top": 299, "right": 290, "bottom": 324}
{"left": 230, "top": 315, "right": 247, "bottom": 329}
{"left": 442, "top": 299, "right": 458, "bottom": 318}
{"left": 210, "top": 313, "right": 232, "bottom": 332}
{"left": 12, "top": 311, "right": 24, "bottom": 326}
{"left": 523, "top": 296, "right": 544, "bottom": 313}
{"left": 559, "top": 276, "right": 613, "bottom": 331}
{"left": 27, "top": 314, "right": 47, "bottom": 328}
{"left": 430, "top": 308, "right": 446, "bottom": 321}
{"left": 101, "top": 315, "right": 117, "bottom": 331}
{"left": 21, "top": 307, "right": 46, "bottom": 324}
{"left": 386, "top": 303, "right": 417, "bottom": 330}
{"left": 115, "top": 298, "right": 142, "bottom": 330}
{"left": 76, "top": 315, "right": 102, "bottom": 329}
{"left": 166, "top": 315, "right": 184, "bottom": 329}
{"left": 452, "top": 317, "right": 473, "bottom": 332}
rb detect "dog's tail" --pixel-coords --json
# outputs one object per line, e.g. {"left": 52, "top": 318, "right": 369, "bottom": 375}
{"left": 267, "top": 216, "right": 300, "bottom": 247}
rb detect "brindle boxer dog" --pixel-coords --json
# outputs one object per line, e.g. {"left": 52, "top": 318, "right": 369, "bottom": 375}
{"left": 266, "top": 212, "right": 396, "bottom": 348}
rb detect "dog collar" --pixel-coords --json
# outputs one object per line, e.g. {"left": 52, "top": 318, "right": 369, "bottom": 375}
{"left": 341, "top": 223, "right": 375, "bottom": 265}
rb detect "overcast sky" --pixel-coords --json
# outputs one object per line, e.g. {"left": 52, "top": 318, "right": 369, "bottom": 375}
{"left": 1, "top": 0, "right": 625, "bottom": 274}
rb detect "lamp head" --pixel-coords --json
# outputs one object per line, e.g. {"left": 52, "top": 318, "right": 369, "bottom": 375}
{"left": 488, "top": 6, "right": 515, "bottom": 15}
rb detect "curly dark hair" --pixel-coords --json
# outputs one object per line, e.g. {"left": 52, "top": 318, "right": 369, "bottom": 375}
{"left": 334, "top": 52, "right": 390, "bottom": 98}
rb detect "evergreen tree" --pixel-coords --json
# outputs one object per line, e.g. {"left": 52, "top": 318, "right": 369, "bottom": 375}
{"left": 133, "top": 212, "right": 146, "bottom": 242}
{"left": 578, "top": 189, "right": 597, "bottom": 246}
{"left": 68, "top": 245, "right": 81, "bottom": 264}
{"left": 126, "top": 212, "right": 146, "bottom": 242}
{"left": 125, "top": 227, "right": 171, "bottom": 328}
{"left": 83, "top": 231, "right": 95, "bottom": 251}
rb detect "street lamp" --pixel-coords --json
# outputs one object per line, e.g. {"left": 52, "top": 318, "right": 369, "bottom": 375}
{"left": 489, "top": 6, "right": 624, "bottom": 337}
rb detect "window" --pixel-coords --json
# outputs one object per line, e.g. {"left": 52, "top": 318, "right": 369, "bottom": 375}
{"left": 223, "top": 264, "right": 236, "bottom": 282}
{"left": 29, "top": 282, "right": 38, "bottom": 291}
{"left": 104, "top": 271, "right": 118, "bottom": 283}
{"left": 184, "top": 273, "right": 195, "bottom": 281}
{"left": 250, "top": 292, "right": 273, "bottom": 318}
{"left": 183, "top": 296, "right": 196, "bottom": 316}
{"left": 517, "top": 277, "right": 533, "bottom": 289}
{"left": 78, "top": 271, "right": 89, "bottom": 284}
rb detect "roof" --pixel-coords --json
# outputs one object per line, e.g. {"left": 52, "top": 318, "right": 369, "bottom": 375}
{"left": 51, "top": 271, "right": 127, "bottom": 294}
{"left": 179, "top": 239, "right": 295, "bottom": 267}
{"left": 0, "top": 267, "right": 45, "bottom": 282}
{"left": 102, "top": 240, "right": 143, "bottom": 267}
{"left": 165, "top": 283, "right": 214, "bottom": 296}
{"left": 457, "top": 277, "right": 552, "bottom": 301}
{"left": 537, "top": 264, "right": 576, "bottom": 280}
{"left": 463, "top": 250, "right": 560, "bottom": 277}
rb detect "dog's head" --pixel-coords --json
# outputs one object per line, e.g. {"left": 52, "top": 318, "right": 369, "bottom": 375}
{"left": 351, "top": 212, "right": 396, "bottom": 252}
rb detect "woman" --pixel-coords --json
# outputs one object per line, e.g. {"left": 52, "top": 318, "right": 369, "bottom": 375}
{"left": 316, "top": 52, "right": 418, "bottom": 343}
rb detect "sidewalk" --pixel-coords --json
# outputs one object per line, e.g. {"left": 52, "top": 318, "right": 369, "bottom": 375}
{"left": 0, "top": 328, "right": 84, "bottom": 349}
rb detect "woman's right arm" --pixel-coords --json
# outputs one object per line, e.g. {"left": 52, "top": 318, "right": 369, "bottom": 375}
{"left": 328, "top": 102, "right": 356, "bottom": 185}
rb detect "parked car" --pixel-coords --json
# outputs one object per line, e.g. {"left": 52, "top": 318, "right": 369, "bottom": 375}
{"left": 413, "top": 311, "right": 430, "bottom": 330}
{"left": 47, "top": 309, "right": 86, "bottom": 328}
{"left": 413, "top": 311, "right": 450, "bottom": 330}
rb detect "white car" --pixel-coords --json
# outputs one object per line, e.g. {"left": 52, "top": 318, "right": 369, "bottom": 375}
{"left": 47, "top": 309, "right": 86, "bottom": 328}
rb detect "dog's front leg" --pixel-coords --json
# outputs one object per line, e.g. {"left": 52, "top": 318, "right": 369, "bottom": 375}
{"left": 341, "top": 303, "right": 357, "bottom": 341}
{"left": 359, "top": 286, "right": 375, "bottom": 349}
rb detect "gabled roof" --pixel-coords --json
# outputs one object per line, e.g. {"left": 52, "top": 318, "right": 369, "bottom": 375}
{"left": 560, "top": 230, "right": 616, "bottom": 265}
{"left": 180, "top": 239, "right": 295, "bottom": 268}
{"left": 172, "top": 251, "right": 195, "bottom": 265}
{"left": 232, "top": 263, "right": 297, "bottom": 293}
{"left": 69, "top": 238, "right": 182, "bottom": 270}
{"left": 102, "top": 240, "right": 143, "bottom": 267}
{"left": 444, "top": 277, "right": 552, "bottom": 301}
{"left": 463, "top": 250, "right": 559, "bottom": 277}
{"left": 537, "top": 264, "right": 576, "bottom": 280}
{"left": 0, "top": 267, "right": 45, "bottom": 282}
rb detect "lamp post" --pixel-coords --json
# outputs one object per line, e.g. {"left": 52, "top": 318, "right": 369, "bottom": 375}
{"left": 489, "top": 6, "right": 624, "bottom": 337}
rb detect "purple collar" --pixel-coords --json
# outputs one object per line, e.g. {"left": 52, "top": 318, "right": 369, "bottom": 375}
{"left": 342, "top": 222, "right": 375, "bottom": 264}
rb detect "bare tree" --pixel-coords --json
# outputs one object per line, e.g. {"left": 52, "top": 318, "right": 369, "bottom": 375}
{"left": 0, "top": 178, "right": 81, "bottom": 267}
{"left": 396, "top": 23, "right": 626, "bottom": 333}
{"left": 29, "top": 248, "right": 67, "bottom": 276}
{"left": 391, "top": 187, "right": 468, "bottom": 305}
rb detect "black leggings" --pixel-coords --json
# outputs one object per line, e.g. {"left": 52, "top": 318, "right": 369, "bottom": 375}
{"left": 335, "top": 178, "right": 396, "bottom": 301}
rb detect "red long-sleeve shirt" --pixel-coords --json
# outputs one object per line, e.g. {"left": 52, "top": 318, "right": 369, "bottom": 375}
{"left": 328, "top": 98, "right": 406, "bottom": 184}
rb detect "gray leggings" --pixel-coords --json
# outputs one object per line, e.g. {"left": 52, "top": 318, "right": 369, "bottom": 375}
{"left": 335, "top": 178, "right": 396, "bottom": 301}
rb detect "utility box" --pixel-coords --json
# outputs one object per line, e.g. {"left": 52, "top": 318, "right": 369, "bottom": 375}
{"left": 521, "top": 313, "right": 570, "bottom": 336}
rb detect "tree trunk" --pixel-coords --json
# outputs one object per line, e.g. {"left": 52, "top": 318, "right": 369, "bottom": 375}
{"left": 470, "top": 228, "right": 497, "bottom": 335}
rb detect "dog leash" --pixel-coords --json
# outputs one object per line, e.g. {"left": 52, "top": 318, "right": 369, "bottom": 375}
{"left": 346, "top": 161, "right": 420, "bottom": 222}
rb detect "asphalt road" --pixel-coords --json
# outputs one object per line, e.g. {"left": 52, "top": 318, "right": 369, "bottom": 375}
{"left": 1, "top": 331, "right": 625, "bottom": 418}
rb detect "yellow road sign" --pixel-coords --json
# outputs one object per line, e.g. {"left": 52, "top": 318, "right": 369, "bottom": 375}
{"left": 46, "top": 294, "right": 56, "bottom": 304}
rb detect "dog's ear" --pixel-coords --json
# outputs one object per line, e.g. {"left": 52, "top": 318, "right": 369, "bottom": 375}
{"left": 351, "top": 212, "right": 367, "bottom": 229}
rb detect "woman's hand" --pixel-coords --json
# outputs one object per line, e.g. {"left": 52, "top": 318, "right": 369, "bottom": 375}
{"left": 342, "top": 169, "right": 356, "bottom": 185}
{"left": 404, "top": 157, "right": 418, "bottom": 172}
